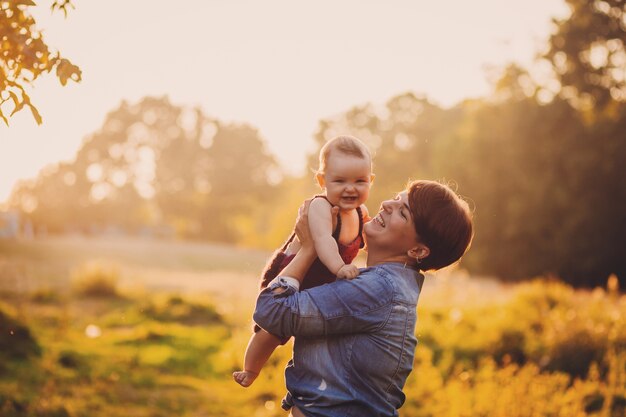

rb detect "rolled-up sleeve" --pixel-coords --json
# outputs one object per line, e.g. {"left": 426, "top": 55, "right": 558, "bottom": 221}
{"left": 253, "top": 271, "right": 394, "bottom": 340}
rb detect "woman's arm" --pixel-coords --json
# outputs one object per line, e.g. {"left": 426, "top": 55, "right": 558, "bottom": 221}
{"left": 253, "top": 269, "right": 394, "bottom": 339}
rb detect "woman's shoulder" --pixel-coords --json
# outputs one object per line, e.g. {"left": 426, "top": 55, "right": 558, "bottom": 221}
{"left": 361, "top": 262, "right": 411, "bottom": 276}
{"left": 360, "top": 263, "right": 424, "bottom": 297}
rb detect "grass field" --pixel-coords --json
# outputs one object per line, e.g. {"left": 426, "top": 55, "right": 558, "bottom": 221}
{"left": 0, "top": 237, "right": 624, "bottom": 416}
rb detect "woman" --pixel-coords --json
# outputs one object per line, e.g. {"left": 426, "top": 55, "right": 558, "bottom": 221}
{"left": 254, "top": 180, "right": 473, "bottom": 417}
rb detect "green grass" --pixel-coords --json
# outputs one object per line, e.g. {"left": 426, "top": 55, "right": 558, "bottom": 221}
{"left": 0, "top": 237, "right": 624, "bottom": 416}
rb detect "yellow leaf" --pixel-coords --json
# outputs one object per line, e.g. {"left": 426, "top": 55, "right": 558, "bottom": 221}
{"left": 9, "top": 99, "right": 25, "bottom": 116}
{"left": 56, "top": 58, "right": 82, "bottom": 86}
{"left": 9, "top": 92, "right": 19, "bottom": 108}
{"left": 9, "top": 0, "right": 37, "bottom": 6}
{"left": 28, "top": 102, "right": 42, "bottom": 124}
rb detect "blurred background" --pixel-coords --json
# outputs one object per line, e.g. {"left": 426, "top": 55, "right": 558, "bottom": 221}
{"left": 1, "top": 1, "right": 625, "bottom": 416}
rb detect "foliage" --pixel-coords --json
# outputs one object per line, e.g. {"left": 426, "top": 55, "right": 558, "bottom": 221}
{"left": 0, "top": 304, "right": 41, "bottom": 359}
{"left": 5, "top": 0, "right": 626, "bottom": 289}
{"left": 545, "top": 0, "right": 626, "bottom": 109}
{"left": 70, "top": 260, "right": 120, "bottom": 298}
{"left": 1, "top": 259, "right": 625, "bottom": 416}
{"left": 418, "top": 279, "right": 625, "bottom": 379}
{"left": 309, "top": 93, "right": 461, "bottom": 209}
{"left": 10, "top": 88, "right": 624, "bottom": 286}
{"left": 400, "top": 279, "right": 626, "bottom": 417}
{"left": 311, "top": 87, "right": 626, "bottom": 287}
{"left": 0, "top": 0, "right": 81, "bottom": 125}
{"left": 443, "top": 96, "right": 626, "bottom": 286}
{"left": 9, "top": 96, "right": 281, "bottom": 242}
{"left": 29, "top": 287, "right": 63, "bottom": 303}
{"left": 139, "top": 295, "right": 222, "bottom": 326}
{"left": 306, "top": 1, "right": 626, "bottom": 287}
{"left": 0, "top": 290, "right": 234, "bottom": 417}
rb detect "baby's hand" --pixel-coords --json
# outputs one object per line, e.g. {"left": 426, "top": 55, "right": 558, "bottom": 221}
{"left": 337, "top": 264, "right": 359, "bottom": 279}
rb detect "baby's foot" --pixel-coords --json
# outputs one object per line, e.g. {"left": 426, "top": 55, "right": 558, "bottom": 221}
{"left": 232, "top": 370, "right": 259, "bottom": 387}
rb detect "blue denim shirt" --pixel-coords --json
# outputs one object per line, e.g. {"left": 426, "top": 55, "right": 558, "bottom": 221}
{"left": 253, "top": 262, "right": 425, "bottom": 417}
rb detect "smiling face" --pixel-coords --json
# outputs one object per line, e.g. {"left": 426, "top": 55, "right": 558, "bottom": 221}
{"left": 316, "top": 152, "right": 373, "bottom": 211}
{"left": 364, "top": 191, "right": 427, "bottom": 265}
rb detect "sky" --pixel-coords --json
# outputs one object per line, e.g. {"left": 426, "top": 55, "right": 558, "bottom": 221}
{"left": 0, "top": 0, "right": 569, "bottom": 204}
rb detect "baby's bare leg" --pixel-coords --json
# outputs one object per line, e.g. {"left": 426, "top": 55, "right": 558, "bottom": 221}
{"left": 290, "top": 407, "right": 306, "bottom": 417}
{"left": 233, "top": 329, "right": 282, "bottom": 387}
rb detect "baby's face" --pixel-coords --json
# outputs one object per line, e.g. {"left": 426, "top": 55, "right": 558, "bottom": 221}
{"left": 318, "top": 153, "right": 373, "bottom": 211}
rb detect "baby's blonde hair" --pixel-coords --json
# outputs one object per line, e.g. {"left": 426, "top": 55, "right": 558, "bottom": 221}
{"left": 317, "top": 135, "right": 372, "bottom": 174}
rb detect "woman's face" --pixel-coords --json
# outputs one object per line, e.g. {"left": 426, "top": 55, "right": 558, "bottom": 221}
{"left": 364, "top": 191, "right": 419, "bottom": 257}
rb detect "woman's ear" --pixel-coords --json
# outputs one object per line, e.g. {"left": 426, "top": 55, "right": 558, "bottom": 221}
{"left": 408, "top": 244, "right": 430, "bottom": 262}
{"left": 315, "top": 173, "right": 325, "bottom": 189}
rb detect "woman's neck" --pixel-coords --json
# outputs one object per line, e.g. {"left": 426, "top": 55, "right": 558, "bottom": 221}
{"left": 365, "top": 252, "right": 411, "bottom": 267}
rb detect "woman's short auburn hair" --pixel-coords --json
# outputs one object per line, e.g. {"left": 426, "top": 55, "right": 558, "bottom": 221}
{"left": 407, "top": 180, "right": 473, "bottom": 271}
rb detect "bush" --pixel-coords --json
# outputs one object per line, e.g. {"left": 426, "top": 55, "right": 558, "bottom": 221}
{"left": 546, "top": 328, "right": 606, "bottom": 378}
{"left": 141, "top": 295, "right": 222, "bottom": 326}
{"left": 71, "top": 261, "right": 121, "bottom": 298}
{"left": 0, "top": 307, "right": 41, "bottom": 359}
{"left": 0, "top": 394, "right": 27, "bottom": 417}
{"left": 29, "top": 288, "right": 62, "bottom": 304}
{"left": 488, "top": 329, "right": 527, "bottom": 366}
{"left": 57, "top": 349, "right": 89, "bottom": 371}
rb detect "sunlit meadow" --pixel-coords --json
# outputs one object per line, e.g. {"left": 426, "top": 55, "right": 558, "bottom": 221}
{"left": 2, "top": 1, "right": 626, "bottom": 416}
{"left": 0, "top": 237, "right": 624, "bottom": 417}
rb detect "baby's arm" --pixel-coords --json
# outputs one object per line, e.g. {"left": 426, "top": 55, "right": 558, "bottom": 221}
{"left": 308, "top": 198, "right": 356, "bottom": 278}
{"left": 336, "top": 263, "right": 359, "bottom": 279}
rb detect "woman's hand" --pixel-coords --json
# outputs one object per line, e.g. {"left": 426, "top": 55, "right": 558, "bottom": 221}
{"left": 294, "top": 199, "right": 313, "bottom": 249}
{"left": 276, "top": 199, "right": 320, "bottom": 282}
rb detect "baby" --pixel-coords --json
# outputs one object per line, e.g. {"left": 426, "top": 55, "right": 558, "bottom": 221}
{"left": 233, "top": 135, "right": 374, "bottom": 387}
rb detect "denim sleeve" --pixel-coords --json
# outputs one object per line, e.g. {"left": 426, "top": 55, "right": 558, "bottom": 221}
{"left": 253, "top": 272, "right": 394, "bottom": 339}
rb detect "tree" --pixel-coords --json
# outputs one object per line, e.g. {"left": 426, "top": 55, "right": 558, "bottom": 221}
{"left": 9, "top": 96, "right": 283, "bottom": 243}
{"left": 0, "top": 0, "right": 81, "bottom": 124}
{"left": 310, "top": 93, "right": 462, "bottom": 211}
{"left": 190, "top": 122, "right": 279, "bottom": 242}
{"left": 308, "top": 77, "right": 626, "bottom": 287}
{"left": 545, "top": 0, "right": 626, "bottom": 109}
